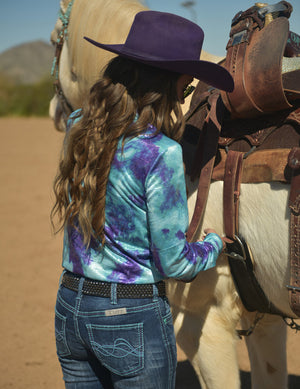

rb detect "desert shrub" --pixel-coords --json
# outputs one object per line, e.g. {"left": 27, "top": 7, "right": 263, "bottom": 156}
{"left": 0, "top": 75, "right": 53, "bottom": 117}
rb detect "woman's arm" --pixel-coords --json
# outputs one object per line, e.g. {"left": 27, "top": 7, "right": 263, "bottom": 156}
{"left": 146, "top": 142, "right": 223, "bottom": 281}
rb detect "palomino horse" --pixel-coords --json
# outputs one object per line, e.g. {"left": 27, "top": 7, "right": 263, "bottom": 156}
{"left": 50, "top": 1, "right": 300, "bottom": 388}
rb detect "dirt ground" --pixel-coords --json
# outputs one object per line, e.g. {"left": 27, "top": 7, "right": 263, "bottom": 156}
{"left": 0, "top": 117, "right": 299, "bottom": 389}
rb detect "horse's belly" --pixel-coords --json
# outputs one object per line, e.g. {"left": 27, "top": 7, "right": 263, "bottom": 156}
{"left": 185, "top": 180, "right": 293, "bottom": 317}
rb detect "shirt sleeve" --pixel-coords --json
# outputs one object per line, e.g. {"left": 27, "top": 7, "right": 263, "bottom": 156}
{"left": 146, "top": 142, "right": 223, "bottom": 281}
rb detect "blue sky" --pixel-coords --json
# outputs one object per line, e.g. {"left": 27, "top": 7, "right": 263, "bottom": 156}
{"left": 0, "top": 0, "right": 299, "bottom": 56}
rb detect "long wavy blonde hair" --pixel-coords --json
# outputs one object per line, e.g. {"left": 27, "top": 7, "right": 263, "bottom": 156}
{"left": 51, "top": 56, "right": 185, "bottom": 247}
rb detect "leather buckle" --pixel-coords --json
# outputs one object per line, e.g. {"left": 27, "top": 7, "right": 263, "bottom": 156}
{"left": 227, "top": 30, "right": 250, "bottom": 48}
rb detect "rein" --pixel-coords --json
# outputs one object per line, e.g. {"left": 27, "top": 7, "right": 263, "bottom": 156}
{"left": 51, "top": 0, "right": 75, "bottom": 125}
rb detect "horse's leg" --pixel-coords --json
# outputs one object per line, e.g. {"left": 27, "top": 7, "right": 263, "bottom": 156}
{"left": 171, "top": 264, "right": 242, "bottom": 389}
{"left": 241, "top": 311, "right": 288, "bottom": 389}
{"left": 196, "top": 310, "right": 241, "bottom": 389}
{"left": 174, "top": 306, "right": 241, "bottom": 389}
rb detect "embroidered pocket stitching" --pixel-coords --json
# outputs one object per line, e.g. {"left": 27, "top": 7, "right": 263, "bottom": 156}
{"left": 86, "top": 323, "right": 144, "bottom": 376}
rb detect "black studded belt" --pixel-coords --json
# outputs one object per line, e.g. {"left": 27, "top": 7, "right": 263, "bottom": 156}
{"left": 61, "top": 272, "right": 166, "bottom": 298}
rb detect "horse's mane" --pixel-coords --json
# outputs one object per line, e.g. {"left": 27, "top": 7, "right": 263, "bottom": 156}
{"left": 66, "top": 0, "right": 148, "bottom": 89}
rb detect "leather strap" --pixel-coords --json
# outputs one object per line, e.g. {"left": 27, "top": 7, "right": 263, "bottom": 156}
{"left": 223, "top": 151, "right": 244, "bottom": 239}
{"left": 213, "top": 148, "right": 293, "bottom": 183}
{"left": 186, "top": 93, "right": 224, "bottom": 242}
{"left": 287, "top": 147, "right": 300, "bottom": 316}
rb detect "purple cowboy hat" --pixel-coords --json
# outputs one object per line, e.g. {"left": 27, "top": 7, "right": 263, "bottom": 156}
{"left": 84, "top": 10, "right": 234, "bottom": 92}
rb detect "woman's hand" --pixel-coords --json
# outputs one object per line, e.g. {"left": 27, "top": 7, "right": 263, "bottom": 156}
{"left": 202, "top": 228, "right": 227, "bottom": 251}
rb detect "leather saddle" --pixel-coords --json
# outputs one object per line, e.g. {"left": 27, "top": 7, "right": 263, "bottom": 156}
{"left": 221, "top": 1, "right": 300, "bottom": 119}
{"left": 182, "top": 2, "right": 300, "bottom": 318}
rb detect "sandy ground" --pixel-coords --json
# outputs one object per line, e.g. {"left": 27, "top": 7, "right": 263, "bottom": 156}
{"left": 0, "top": 117, "right": 299, "bottom": 389}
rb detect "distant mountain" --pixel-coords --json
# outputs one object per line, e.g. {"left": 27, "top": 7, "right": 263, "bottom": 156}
{"left": 0, "top": 40, "right": 54, "bottom": 84}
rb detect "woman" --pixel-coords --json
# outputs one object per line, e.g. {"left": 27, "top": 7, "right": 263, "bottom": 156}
{"left": 52, "top": 10, "right": 233, "bottom": 389}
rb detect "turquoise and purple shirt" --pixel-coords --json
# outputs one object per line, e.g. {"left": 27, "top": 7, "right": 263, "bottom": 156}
{"left": 62, "top": 111, "right": 223, "bottom": 283}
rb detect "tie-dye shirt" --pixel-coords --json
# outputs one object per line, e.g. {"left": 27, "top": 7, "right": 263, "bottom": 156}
{"left": 62, "top": 111, "right": 223, "bottom": 283}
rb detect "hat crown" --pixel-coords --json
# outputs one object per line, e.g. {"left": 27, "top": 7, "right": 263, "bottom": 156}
{"left": 123, "top": 11, "right": 204, "bottom": 61}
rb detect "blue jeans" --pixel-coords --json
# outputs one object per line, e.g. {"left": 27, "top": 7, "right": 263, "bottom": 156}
{"left": 55, "top": 275, "right": 177, "bottom": 388}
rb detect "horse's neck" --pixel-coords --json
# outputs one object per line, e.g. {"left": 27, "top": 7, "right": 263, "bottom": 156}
{"left": 67, "top": 0, "right": 148, "bottom": 93}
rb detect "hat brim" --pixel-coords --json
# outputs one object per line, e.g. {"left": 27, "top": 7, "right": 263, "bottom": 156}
{"left": 84, "top": 37, "right": 234, "bottom": 92}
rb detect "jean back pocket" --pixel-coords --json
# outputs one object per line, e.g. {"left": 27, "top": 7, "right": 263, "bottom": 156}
{"left": 86, "top": 323, "right": 144, "bottom": 376}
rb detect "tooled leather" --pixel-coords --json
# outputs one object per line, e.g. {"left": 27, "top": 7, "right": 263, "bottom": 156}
{"left": 223, "top": 151, "right": 244, "bottom": 239}
{"left": 221, "top": 2, "right": 294, "bottom": 119}
{"left": 288, "top": 147, "right": 300, "bottom": 316}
